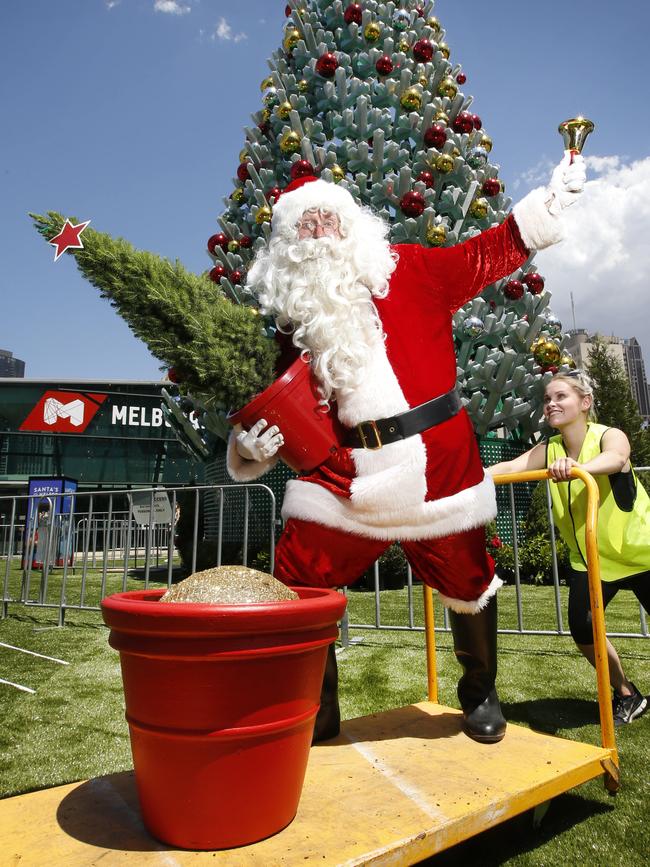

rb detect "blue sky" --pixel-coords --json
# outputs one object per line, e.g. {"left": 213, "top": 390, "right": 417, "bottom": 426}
{"left": 2, "top": 0, "right": 650, "bottom": 380}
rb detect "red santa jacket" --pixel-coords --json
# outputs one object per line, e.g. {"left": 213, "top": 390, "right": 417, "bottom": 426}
{"left": 228, "top": 214, "right": 532, "bottom": 541}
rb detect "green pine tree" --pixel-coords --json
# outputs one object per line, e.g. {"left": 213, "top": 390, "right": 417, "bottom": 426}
{"left": 585, "top": 336, "right": 650, "bottom": 469}
{"left": 33, "top": 0, "right": 575, "bottom": 452}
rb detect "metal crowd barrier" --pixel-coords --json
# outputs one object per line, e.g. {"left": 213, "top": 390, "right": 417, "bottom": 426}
{"left": 340, "top": 468, "right": 650, "bottom": 644}
{"left": 0, "top": 484, "right": 276, "bottom": 626}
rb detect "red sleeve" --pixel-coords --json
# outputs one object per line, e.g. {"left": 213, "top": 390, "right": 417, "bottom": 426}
{"left": 414, "top": 215, "right": 530, "bottom": 313}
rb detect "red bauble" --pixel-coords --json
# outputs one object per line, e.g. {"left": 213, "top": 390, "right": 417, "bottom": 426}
{"left": 523, "top": 272, "right": 545, "bottom": 295}
{"left": 400, "top": 190, "right": 426, "bottom": 217}
{"left": 167, "top": 367, "right": 180, "bottom": 383}
{"left": 266, "top": 186, "right": 281, "bottom": 203}
{"left": 542, "top": 364, "right": 559, "bottom": 374}
{"left": 258, "top": 120, "right": 270, "bottom": 136}
{"left": 456, "top": 72, "right": 467, "bottom": 85}
{"left": 482, "top": 178, "right": 501, "bottom": 197}
{"left": 285, "top": 4, "right": 291, "bottom": 16}
{"left": 316, "top": 52, "right": 339, "bottom": 78}
{"left": 417, "top": 170, "right": 435, "bottom": 188}
{"left": 343, "top": 3, "right": 363, "bottom": 25}
{"left": 239, "top": 235, "right": 252, "bottom": 249}
{"left": 229, "top": 270, "right": 243, "bottom": 284}
{"left": 209, "top": 264, "right": 226, "bottom": 283}
{"left": 237, "top": 162, "right": 250, "bottom": 182}
{"left": 423, "top": 123, "right": 447, "bottom": 149}
{"left": 412, "top": 38, "right": 434, "bottom": 62}
{"left": 472, "top": 114, "right": 482, "bottom": 130}
{"left": 452, "top": 111, "right": 474, "bottom": 134}
{"left": 503, "top": 279, "right": 525, "bottom": 300}
{"left": 375, "top": 54, "right": 394, "bottom": 75}
{"left": 415, "top": 6, "right": 425, "bottom": 17}
{"left": 290, "top": 159, "right": 314, "bottom": 180}
{"left": 207, "top": 233, "right": 228, "bottom": 253}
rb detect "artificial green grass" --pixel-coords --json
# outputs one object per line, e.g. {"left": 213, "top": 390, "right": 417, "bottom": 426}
{"left": 1, "top": 583, "right": 649, "bottom": 864}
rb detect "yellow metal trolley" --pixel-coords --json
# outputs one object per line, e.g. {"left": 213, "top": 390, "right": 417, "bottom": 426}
{"left": 0, "top": 469, "right": 619, "bottom": 865}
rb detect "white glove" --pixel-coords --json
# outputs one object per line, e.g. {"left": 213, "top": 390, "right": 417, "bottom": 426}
{"left": 235, "top": 419, "right": 284, "bottom": 462}
{"left": 546, "top": 151, "right": 586, "bottom": 215}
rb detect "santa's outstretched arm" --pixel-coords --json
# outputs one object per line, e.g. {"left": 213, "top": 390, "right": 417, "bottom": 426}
{"left": 422, "top": 152, "right": 586, "bottom": 312}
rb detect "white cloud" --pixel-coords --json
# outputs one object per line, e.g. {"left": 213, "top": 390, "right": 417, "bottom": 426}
{"left": 154, "top": 0, "right": 190, "bottom": 14}
{"left": 213, "top": 16, "right": 247, "bottom": 43}
{"left": 512, "top": 156, "right": 555, "bottom": 192}
{"left": 105, "top": 0, "right": 121, "bottom": 8}
{"left": 534, "top": 154, "right": 650, "bottom": 364}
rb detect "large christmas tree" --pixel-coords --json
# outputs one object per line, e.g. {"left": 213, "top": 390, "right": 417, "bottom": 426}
{"left": 33, "top": 0, "right": 574, "bottom": 457}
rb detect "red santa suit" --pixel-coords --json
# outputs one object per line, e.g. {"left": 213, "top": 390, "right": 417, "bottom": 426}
{"left": 228, "top": 181, "right": 564, "bottom": 611}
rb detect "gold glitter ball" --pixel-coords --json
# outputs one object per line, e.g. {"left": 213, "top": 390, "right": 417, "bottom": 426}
{"left": 418, "top": 75, "right": 429, "bottom": 88}
{"left": 435, "top": 153, "right": 454, "bottom": 173}
{"left": 398, "top": 39, "right": 410, "bottom": 53}
{"left": 160, "top": 565, "right": 299, "bottom": 605}
{"left": 400, "top": 86, "right": 422, "bottom": 111}
{"left": 364, "top": 22, "right": 382, "bottom": 43}
{"left": 279, "top": 130, "right": 302, "bottom": 154}
{"left": 283, "top": 27, "right": 301, "bottom": 52}
{"left": 239, "top": 147, "right": 249, "bottom": 163}
{"left": 426, "top": 16, "right": 441, "bottom": 33}
{"left": 227, "top": 239, "right": 240, "bottom": 253}
{"left": 276, "top": 100, "right": 293, "bottom": 120}
{"left": 469, "top": 197, "right": 488, "bottom": 219}
{"left": 255, "top": 205, "right": 273, "bottom": 224}
{"left": 479, "top": 133, "right": 493, "bottom": 152}
{"left": 298, "top": 78, "right": 309, "bottom": 93}
{"left": 438, "top": 41, "right": 450, "bottom": 59}
{"left": 260, "top": 75, "right": 274, "bottom": 92}
{"left": 230, "top": 188, "right": 245, "bottom": 203}
{"left": 330, "top": 163, "right": 345, "bottom": 182}
{"left": 434, "top": 109, "right": 449, "bottom": 124}
{"left": 427, "top": 224, "right": 447, "bottom": 246}
{"left": 437, "top": 75, "right": 457, "bottom": 98}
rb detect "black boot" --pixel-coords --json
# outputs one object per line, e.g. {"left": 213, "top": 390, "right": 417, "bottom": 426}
{"left": 312, "top": 643, "right": 341, "bottom": 743}
{"left": 448, "top": 595, "right": 506, "bottom": 744}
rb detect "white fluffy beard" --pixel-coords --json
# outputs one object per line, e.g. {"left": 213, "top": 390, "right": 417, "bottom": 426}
{"left": 249, "top": 234, "right": 390, "bottom": 401}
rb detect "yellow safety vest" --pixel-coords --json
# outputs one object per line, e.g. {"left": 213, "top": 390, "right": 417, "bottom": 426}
{"left": 547, "top": 423, "right": 650, "bottom": 581}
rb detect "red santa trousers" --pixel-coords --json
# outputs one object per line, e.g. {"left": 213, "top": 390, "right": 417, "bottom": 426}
{"left": 274, "top": 518, "right": 495, "bottom": 602}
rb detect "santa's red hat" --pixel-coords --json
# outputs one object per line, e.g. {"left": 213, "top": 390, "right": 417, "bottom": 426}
{"left": 271, "top": 176, "right": 360, "bottom": 234}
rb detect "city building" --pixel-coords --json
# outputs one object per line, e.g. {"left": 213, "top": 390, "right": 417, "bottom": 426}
{"left": 0, "top": 349, "right": 25, "bottom": 378}
{"left": 563, "top": 330, "right": 650, "bottom": 423}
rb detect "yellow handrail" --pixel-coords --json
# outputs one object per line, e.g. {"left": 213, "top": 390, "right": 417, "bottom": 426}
{"left": 424, "top": 468, "right": 619, "bottom": 788}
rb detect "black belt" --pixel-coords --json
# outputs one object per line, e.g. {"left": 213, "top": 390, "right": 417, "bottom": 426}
{"left": 344, "top": 388, "right": 462, "bottom": 450}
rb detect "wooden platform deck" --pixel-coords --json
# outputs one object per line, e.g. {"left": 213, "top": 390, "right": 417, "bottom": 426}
{"left": 1, "top": 701, "right": 613, "bottom": 866}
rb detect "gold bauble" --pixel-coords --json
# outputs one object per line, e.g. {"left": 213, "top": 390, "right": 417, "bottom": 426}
{"left": 469, "top": 197, "right": 488, "bottom": 219}
{"left": 479, "top": 133, "right": 493, "bottom": 152}
{"left": 427, "top": 224, "right": 447, "bottom": 246}
{"left": 364, "top": 22, "right": 382, "bottom": 43}
{"left": 437, "top": 76, "right": 457, "bottom": 98}
{"left": 426, "top": 16, "right": 441, "bottom": 33}
{"left": 239, "top": 147, "right": 249, "bottom": 163}
{"left": 261, "top": 108, "right": 271, "bottom": 122}
{"left": 283, "top": 27, "right": 301, "bottom": 52}
{"left": 230, "top": 188, "right": 245, "bottom": 204}
{"left": 534, "top": 340, "right": 562, "bottom": 366}
{"left": 451, "top": 146, "right": 460, "bottom": 157}
{"left": 298, "top": 78, "right": 309, "bottom": 93}
{"left": 260, "top": 75, "right": 274, "bottom": 92}
{"left": 435, "top": 153, "right": 454, "bottom": 173}
{"left": 560, "top": 354, "right": 577, "bottom": 369}
{"left": 330, "top": 163, "right": 345, "bottom": 182}
{"left": 279, "top": 130, "right": 302, "bottom": 154}
{"left": 400, "top": 87, "right": 422, "bottom": 111}
{"left": 276, "top": 100, "right": 293, "bottom": 120}
{"left": 418, "top": 75, "right": 429, "bottom": 88}
{"left": 227, "top": 239, "right": 240, "bottom": 253}
{"left": 398, "top": 39, "right": 410, "bottom": 53}
{"left": 255, "top": 205, "right": 272, "bottom": 224}
{"left": 434, "top": 109, "right": 449, "bottom": 125}
{"left": 438, "top": 42, "right": 450, "bottom": 59}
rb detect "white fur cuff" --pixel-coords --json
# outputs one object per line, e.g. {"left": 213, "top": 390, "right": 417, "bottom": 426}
{"left": 438, "top": 575, "right": 503, "bottom": 614}
{"left": 226, "top": 428, "right": 279, "bottom": 482}
{"left": 512, "top": 187, "right": 565, "bottom": 251}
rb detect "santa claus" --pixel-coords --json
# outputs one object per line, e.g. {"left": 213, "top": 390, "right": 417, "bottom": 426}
{"left": 227, "top": 153, "right": 586, "bottom": 744}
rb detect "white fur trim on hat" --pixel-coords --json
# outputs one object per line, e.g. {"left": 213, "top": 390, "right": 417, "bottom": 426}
{"left": 438, "top": 575, "right": 503, "bottom": 614}
{"left": 271, "top": 179, "right": 360, "bottom": 235}
{"left": 512, "top": 187, "right": 565, "bottom": 251}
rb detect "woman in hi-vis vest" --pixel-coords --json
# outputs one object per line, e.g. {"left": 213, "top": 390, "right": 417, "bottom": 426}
{"left": 489, "top": 371, "right": 649, "bottom": 726}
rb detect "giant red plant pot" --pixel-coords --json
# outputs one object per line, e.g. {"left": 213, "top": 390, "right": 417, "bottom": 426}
{"left": 228, "top": 356, "right": 345, "bottom": 472}
{"left": 101, "top": 586, "right": 347, "bottom": 850}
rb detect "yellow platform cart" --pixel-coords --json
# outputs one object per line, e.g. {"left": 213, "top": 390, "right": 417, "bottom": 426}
{"left": 0, "top": 469, "right": 619, "bottom": 866}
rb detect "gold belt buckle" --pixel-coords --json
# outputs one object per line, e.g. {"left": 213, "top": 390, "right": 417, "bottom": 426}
{"left": 357, "top": 420, "right": 382, "bottom": 450}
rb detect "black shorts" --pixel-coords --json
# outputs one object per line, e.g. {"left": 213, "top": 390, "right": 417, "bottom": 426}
{"left": 567, "top": 567, "right": 650, "bottom": 645}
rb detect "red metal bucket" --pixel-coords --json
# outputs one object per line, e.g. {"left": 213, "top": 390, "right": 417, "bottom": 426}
{"left": 101, "top": 586, "right": 347, "bottom": 850}
{"left": 228, "top": 356, "right": 344, "bottom": 473}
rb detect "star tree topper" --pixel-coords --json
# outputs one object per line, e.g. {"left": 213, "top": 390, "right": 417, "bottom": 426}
{"left": 49, "top": 219, "right": 91, "bottom": 261}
